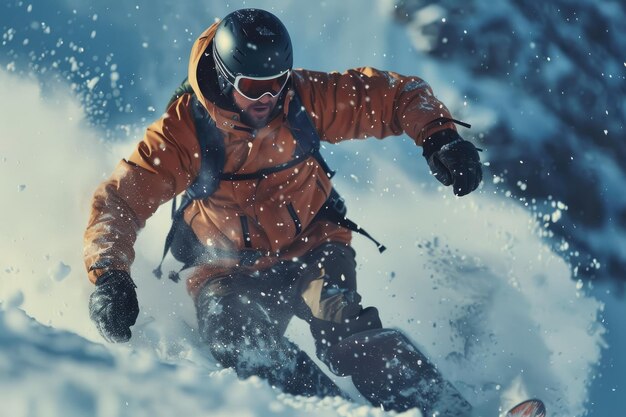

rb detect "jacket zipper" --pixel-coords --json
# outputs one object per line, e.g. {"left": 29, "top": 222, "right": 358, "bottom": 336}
{"left": 239, "top": 215, "right": 253, "bottom": 248}
{"left": 286, "top": 203, "right": 302, "bottom": 236}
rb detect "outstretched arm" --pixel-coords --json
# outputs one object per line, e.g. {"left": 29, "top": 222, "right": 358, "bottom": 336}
{"left": 293, "top": 67, "right": 456, "bottom": 145}
{"left": 294, "top": 67, "right": 481, "bottom": 195}
{"left": 84, "top": 94, "right": 200, "bottom": 342}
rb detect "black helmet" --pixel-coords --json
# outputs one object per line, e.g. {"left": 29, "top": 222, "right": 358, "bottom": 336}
{"left": 213, "top": 8, "right": 293, "bottom": 80}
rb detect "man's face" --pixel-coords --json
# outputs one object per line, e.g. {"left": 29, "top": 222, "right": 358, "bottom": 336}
{"left": 232, "top": 90, "right": 280, "bottom": 129}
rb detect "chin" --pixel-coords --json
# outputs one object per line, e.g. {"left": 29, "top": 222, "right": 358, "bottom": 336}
{"left": 250, "top": 118, "right": 268, "bottom": 129}
{"left": 242, "top": 113, "right": 270, "bottom": 129}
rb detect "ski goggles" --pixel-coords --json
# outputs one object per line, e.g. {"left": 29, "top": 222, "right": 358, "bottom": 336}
{"left": 214, "top": 46, "right": 291, "bottom": 101}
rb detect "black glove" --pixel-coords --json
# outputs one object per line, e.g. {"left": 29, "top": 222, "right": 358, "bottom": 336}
{"left": 423, "top": 129, "right": 483, "bottom": 196}
{"left": 89, "top": 270, "right": 139, "bottom": 343}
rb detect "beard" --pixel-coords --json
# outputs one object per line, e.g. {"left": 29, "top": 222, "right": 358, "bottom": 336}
{"left": 239, "top": 102, "right": 281, "bottom": 129}
{"left": 240, "top": 111, "right": 271, "bottom": 129}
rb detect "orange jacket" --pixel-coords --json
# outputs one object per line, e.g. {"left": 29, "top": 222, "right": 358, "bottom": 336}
{"left": 84, "top": 22, "right": 457, "bottom": 297}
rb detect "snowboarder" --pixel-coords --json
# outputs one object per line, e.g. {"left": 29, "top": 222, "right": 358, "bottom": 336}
{"left": 86, "top": 8, "right": 482, "bottom": 416}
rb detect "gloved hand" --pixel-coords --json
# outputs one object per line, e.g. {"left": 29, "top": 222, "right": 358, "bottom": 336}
{"left": 89, "top": 270, "right": 139, "bottom": 343}
{"left": 422, "top": 129, "right": 483, "bottom": 196}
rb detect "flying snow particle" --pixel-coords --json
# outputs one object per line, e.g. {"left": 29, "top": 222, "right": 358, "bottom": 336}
{"left": 69, "top": 57, "right": 79, "bottom": 72}
{"left": 17, "top": 184, "right": 26, "bottom": 192}
{"left": 48, "top": 261, "right": 71, "bottom": 282}
{"left": 591, "top": 258, "right": 601, "bottom": 270}
{"left": 86, "top": 76, "right": 100, "bottom": 90}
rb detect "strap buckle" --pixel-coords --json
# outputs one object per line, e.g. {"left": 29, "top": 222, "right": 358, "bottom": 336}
{"left": 327, "top": 190, "right": 347, "bottom": 217}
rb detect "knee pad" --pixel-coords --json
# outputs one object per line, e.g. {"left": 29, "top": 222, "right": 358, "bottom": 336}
{"left": 311, "top": 307, "right": 382, "bottom": 376}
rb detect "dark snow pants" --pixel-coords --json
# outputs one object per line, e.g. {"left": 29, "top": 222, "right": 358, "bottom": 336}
{"left": 195, "top": 242, "right": 471, "bottom": 415}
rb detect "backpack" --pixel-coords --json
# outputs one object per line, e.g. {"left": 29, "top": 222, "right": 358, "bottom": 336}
{"left": 153, "top": 79, "right": 385, "bottom": 282}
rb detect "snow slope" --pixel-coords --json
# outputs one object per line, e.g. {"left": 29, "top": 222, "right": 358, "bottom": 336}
{"left": 0, "top": 307, "right": 380, "bottom": 417}
{"left": 0, "top": 1, "right": 611, "bottom": 416}
{"left": 0, "top": 67, "right": 604, "bottom": 417}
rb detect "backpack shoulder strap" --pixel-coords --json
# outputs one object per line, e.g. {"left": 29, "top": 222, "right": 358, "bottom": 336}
{"left": 163, "top": 77, "right": 225, "bottom": 201}
{"left": 287, "top": 91, "right": 335, "bottom": 179}
{"left": 154, "top": 84, "right": 225, "bottom": 279}
{"left": 186, "top": 95, "right": 225, "bottom": 200}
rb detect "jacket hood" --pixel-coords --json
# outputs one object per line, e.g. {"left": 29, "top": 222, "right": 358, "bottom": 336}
{"left": 188, "top": 23, "right": 231, "bottom": 116}
{"left": 188, "top": 22, "right": 292, "bottom": 134}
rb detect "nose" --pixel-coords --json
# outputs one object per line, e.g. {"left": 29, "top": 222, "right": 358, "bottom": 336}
{"left": 257, "top": 94, "right": 272, "bottom": 104}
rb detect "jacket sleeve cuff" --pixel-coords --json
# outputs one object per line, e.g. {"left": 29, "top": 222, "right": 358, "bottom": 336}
{"left": 88, "top": 262, "right": 131, "bottom": 285}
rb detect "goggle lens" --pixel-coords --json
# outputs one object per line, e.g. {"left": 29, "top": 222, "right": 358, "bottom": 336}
{"left": 235, "top": 72, "right": 290, "bottom": 100}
